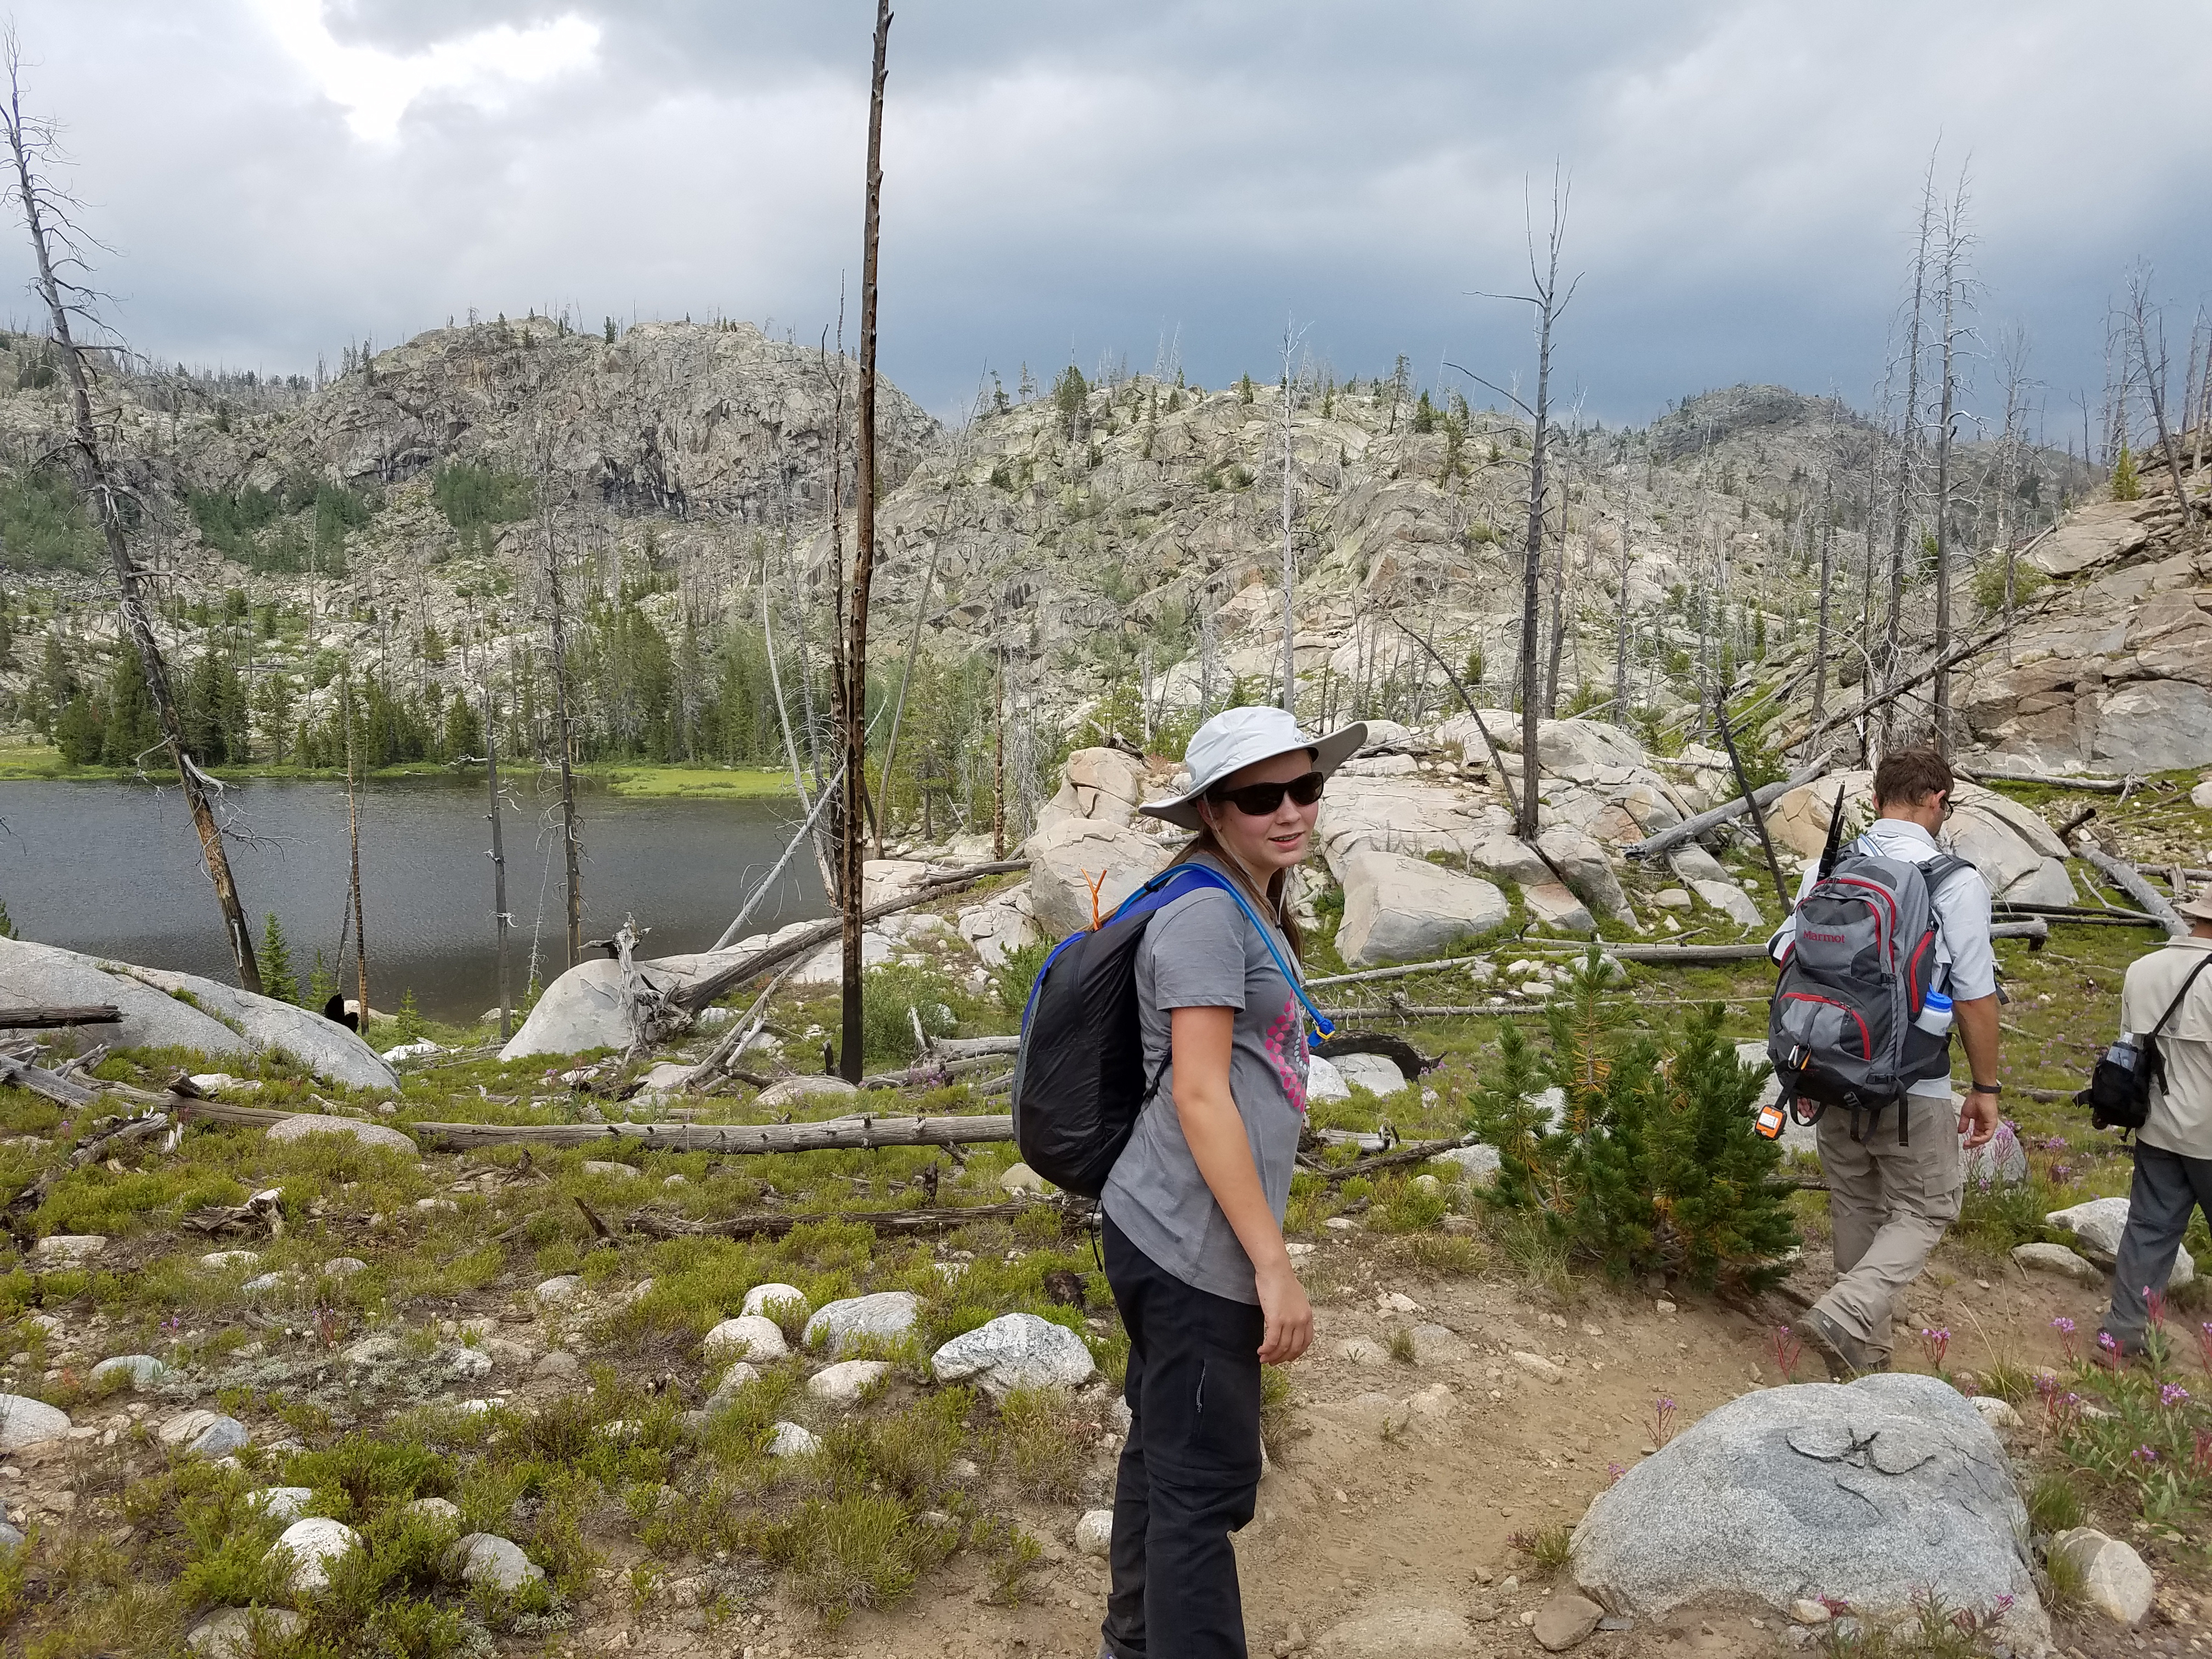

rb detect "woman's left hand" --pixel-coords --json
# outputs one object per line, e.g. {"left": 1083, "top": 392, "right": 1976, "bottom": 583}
{"left": 1254, "top": 1259, "right": 1313, "bottom": 1364}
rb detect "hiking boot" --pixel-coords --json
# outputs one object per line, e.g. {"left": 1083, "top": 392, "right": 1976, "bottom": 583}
{"left": 1795, "top": 1308, "right": 1882, "bottom": 1377}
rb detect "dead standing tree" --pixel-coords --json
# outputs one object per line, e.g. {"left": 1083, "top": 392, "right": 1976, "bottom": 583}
{"left": 1458, "top": 171, "right": 1578, "bottom": 840}
{"left": 1928, "top": 166, "right": 1977, "bottom": 753}
{"left": 840, "top": 0, "right": 894, "bottom": 1084}
{"left": 0, "top": 37, "right": 263, "bottom": 990}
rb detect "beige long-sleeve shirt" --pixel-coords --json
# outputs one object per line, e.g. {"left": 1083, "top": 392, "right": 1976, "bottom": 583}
{"left": 2121, "top": 934, "right": 2212, "bottom": 1161}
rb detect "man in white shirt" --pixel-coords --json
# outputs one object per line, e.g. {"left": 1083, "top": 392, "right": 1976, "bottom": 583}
{"left": 2098, "top": 888, "right": 2212, "bottom": 1358}
{"left": 1768, "top": 749, "right": 2004, "bottom": 1374}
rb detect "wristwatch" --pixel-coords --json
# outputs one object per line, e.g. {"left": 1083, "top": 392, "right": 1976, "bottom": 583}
{"left": 1968, "top": 1081, "right": 2002, "bottom": 1097}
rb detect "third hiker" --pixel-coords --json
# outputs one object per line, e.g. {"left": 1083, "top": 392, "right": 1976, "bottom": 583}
{"left": 1768, "top": 747, "right": 2003, "bottom": 1374}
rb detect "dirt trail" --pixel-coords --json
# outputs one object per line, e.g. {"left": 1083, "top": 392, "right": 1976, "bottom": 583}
{"left": 567, "top": 1228, "right": 2207, "bottom": 1659}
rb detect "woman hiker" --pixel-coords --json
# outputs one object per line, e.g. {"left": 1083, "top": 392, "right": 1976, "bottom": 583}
{"left": 1097, "top": 703, "right": 1365, "bottom": 1659}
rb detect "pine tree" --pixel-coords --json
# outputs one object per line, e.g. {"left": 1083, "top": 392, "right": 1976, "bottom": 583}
{"left": 259, "top": 913, "right": 300, "bottom": 1005}
{"left": 307, "top": 949, "right": 336, "bottom": 1012}
{"left": 396, "top": 988, "right": 425, "bottom": 1043}
{"left": 0, "top": 896, "right": 15, "bottom": 939}
{"left": 2111, "top": 443, "right": 2142, "bottom": 501}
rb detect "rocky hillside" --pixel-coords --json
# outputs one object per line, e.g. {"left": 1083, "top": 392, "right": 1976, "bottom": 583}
{"left": 0, "top": 314, "right": 2145, "bottom": 825}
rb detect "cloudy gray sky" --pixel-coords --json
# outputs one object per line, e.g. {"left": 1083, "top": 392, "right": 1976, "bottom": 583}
{"left": 4, "top": 1, "right": 2207, "bottom": 436}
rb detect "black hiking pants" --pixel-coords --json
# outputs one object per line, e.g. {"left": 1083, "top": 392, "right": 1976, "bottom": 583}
{"left": 1099, "top": 1215, "right": 1265, "bottom": 1659}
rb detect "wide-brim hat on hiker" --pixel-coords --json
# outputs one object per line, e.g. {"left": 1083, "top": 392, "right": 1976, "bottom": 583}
{"left": 1138, "top": 705, "right": 1367, "bottom": 832}
{"left": 2178, "top": 886, "right": 2212, "bottom": 923}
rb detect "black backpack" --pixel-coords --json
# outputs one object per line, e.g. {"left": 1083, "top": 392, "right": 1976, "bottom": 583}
{"left": 1011, "top": 862, "right": 1334, "bottom": 1197}
{"left": 2079, "top": 952, "right": 2212, "bottom": 1134}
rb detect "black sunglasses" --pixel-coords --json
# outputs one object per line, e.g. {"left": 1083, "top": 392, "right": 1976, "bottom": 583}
{"left": 1207, "top": 770, "right": 1326, "bottom": 817}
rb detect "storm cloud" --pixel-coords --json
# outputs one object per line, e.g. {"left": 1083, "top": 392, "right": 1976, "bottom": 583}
{"left": 2, "top": 0, "right": 2205, "bottom": 432}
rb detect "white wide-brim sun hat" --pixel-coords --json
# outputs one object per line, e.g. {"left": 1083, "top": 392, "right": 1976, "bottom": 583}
{"left": 1138, "top": 705, "right": 1367, "bottom": 832}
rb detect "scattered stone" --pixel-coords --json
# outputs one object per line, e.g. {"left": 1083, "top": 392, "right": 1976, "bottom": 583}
{"left": 1074, "top": 1508, "right": 1114, "bottom": 1560}
{"left": 1571, "top": 1374, "right": 2045, "bottom": 1647}
{"left": 199, "top": 1249, "right": 261, "bottom": 1269}
{"left": 1430, "top": 1143, "right": 1501, "bottom": 1186}
{"left": 1336, "top": 1337, "right": 1386, "bottom": 1365}
{"left": 804, "top": 1291, "right": 922, "bottom": 1357}
{"left": 342, "top": 1336, "right": 403, "bottom": 1366}
{"left": 241, "top": 1273, "right": 290, "bottom": 1295}
{"left": 1333, "top": 1052, "right": 1407, "bottom": 1097}
{"left": 703, "top": 1314, "right": 789, "bottom": 1362}
{"left": 579, "top": 1160, "right": 639, "bottom": 1180}
{"left": 705, "top": 1362, "right": 759, "bottom": 1408}
{"left": 2050, "top": 1528, "right": 2153, "bottom": 1626}
{"left": 447, "top": 1531, "right": 544, "bottom": 1592}
{"left": 1651, "top": 888, "right": 1693, "bottom": 910}
{"left": 766, "top": 1420, "right": 820, "bottom": 1458}
{"left": 1313, "top": 1604, "right": 1474, "bottom": 1657}
{"left": 998, "top": 1161, "right": 1051, "bottom": 1195}
{"left": 1654, "top": 1299, "right": 1678, "bottom": 1315}
{"left": 534, "top": 1275, "right": 584, "bottom": 1306}
{"left": 1532, "top": 1593, "right": 1605, "bottom": 1651}
{"left": 403, "top": 1496, "right": 462, "bottom": 1526}
{"left": 741, "top": 1283, "right": 808, "bottom": 1322}
{"left": 319, "top": 1257, "right": 369, "bottom": 1278}
{"left": 1510, "top": 1352, "right": 1564, "bottom": 1384}
{"left": 806, "top": 1359, "right": 891, "bottom": 1405}
{"left": 929, "top": 1312, "right": 1096, "bottom": 1397}
{"left": 88, "top": 1354, "right": 166, "bottom": 1389}
{"left": 162, "top": 1411, "right": 249, "bottom": 1458}
{"left": 2010, "top": 1242, "right": 2101, "bottom": 1284}
{"left": 1788, "top": 1599, "right": 1831, "bottom": 1625}
{"left": 1522, "top": 882, "right": 1598, "bottom": 935}
{"left": 753, "top": 1075, "right": 861, "bottom": 1110}
{"left": 1962, "top": 1120, "right": 2029, "bottom": 1188}
{"left": 381, "top": 1039, "right": 440, "bottom": 1063}
{"left": 185, "top": 1607, "right": 306, "bottom": 1657}
{"left": 1334, "top": 1391, "right": 1412, "bottom": 1439}
{"left": 266, "top": 1114, "right": 417, "bottom": 1154}
{"left": 533, "top": 1351, "right": 580, "bottom": 1380}
{"left": 246, "top": 1486, "right": 315, "bottom": 1523}
{"left": 0, "top": 1521, "right": 21, "bottom": 1553}
{"left": 267, "top": 1515, "right": 361, "bottom": 1594}
{"left": 414, "top": 1197, "right": 459, "bottom": 1214}
{"left": 1688, "top": 879, "right": 1765, "bottom": 932}
{"left": 1409, "top": 1324, "right": 1470, "bottom": 1365}
{"left": 30, "top": 1234, "right": 104, "bottom": 1265}
{"left": 443, "top": 1345, "right": 493, "bottom": 1379}
{"left": 1971, "top": 1397, "right": 2024, "bottom": 1432}
{"left": 1306, "top": 1054, "right": 1351, "bottom": 1101}
{"left": 0, "top": 1407, "right": 73, "bottom": 1451}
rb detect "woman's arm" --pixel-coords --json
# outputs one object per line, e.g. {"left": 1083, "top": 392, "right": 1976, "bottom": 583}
{"left": 1170, "top": 1004, "right": 1313, "bottom": 1363}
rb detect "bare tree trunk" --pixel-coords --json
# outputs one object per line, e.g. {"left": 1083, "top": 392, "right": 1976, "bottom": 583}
{"left": 1496, "top": 176, "right": 1575, "bottom": 840}
{"left": 485, "top": 687, "right": 511, "bottom": 1042}
{"left": 992, "top": 648, "right": 1006, "bottom": 859}
{"left": 762, "top": 521, "right": 836, "bottom": 894}
{"left": 1812, "top": 476, "right": 1835, "bottom": 721}
{"left": 840, "top": 0, "right": 892, "bottom": 1085}
{"left": 2130, "top": 269, "right": 2201, "bottom": 549}
{"left": 1881, "top": 159, "right": 1937, "bottom": 751}
{"left": 1278, "top": 321, "right": 1303, "bottom": 713}
{"left": 1930, "top": 178, "right": 1970, "bottom": 753}
{"left": 1, "top": 43, "right": 263, "bottom": 992}
{"left": 343, "top": 675, "right": 369, "bottom": 1020}
{"left": 543, "top": 497, "right": 582, "bottom": 966}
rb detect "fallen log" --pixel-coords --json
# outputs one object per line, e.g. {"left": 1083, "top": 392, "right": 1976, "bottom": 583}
{"left": 172, "top": 1099, "right": 306, "bottom": 1129}
{"left": 1510, "top": 921, "right": 2050, "bottom": 963}
{"left": 2, "top": 1108, "right": 173, "bottom": 1242}
{"left": 1956, "top": 767, "right": 2130, "bottom": 794}
{"left": 0, "top": 1054, "right": 98, "bottom": 1109}
{"left": 1299, "top": 1133, "right": 1482, "bottom": 1183}
{"left": 1625, "top": 755, "right": 1831, "bottom": 863}
{"left": 2053, "top": 805, "right": 2098, "bottom": 843}
{"left": 410, "top": 1112, "right": 1016, "bottom": 1154}
{"left": 0, "top": 1005, "right": 121, "bottom": 1030}
{"left": 2075, "top": 844, "right": 2186, "bottom": 938}
{"left": 672, "top": 859, "right": 1031, "bottom": 1014}
{"left": 1306, "top": 953, "right": 1494, "bottom": 990}
{"left": 623, "top": 1195, "right": 1088, "bottom": 1242}
{"left": 923, "top": 1034, "right": 1023, "bottom": 1060}
{"left": 857, "top": 1053, "right": 1008, "bottom": 1090}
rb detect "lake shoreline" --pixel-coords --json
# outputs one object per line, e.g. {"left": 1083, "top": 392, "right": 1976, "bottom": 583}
{"left": 0, "top": 745, "right": 800, "bottom": 799}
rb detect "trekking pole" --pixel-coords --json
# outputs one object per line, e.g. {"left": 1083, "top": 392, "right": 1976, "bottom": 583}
{"left": 1711, "top": 683, "right": 1792, "bottom": 912}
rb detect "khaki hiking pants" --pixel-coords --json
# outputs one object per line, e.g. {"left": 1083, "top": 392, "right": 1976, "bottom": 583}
{"left": 1811, "top": 1091, "right": 1963, "bottom": 1363}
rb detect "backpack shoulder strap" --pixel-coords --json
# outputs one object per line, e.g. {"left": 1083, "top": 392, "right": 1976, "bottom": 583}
{"left": 1918, "top": 852, "right": 1978, "bottom": 896}
{"left": 2146, "top": 950, "right": 2212, "bottom": 1041}
{"left": 1135, "top": 862, "right": 1336, "bottom": 1043}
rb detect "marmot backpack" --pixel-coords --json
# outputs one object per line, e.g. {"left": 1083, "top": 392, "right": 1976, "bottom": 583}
{"left": 1768, "top": 839, "right": 1974, "bottom": 1144}
{"left": 1011, "top": 862, "right": 1333, "bottom": 1197}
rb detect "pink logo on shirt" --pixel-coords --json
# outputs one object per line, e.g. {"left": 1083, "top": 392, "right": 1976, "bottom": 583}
{"left": 1265, "top": 997, "right": 1308, "bottom": 1115}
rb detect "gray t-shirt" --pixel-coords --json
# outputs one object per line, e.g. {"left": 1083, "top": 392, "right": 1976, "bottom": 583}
{"left": 1101, "top": 854, "right": 1310, "bottom": 1305}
